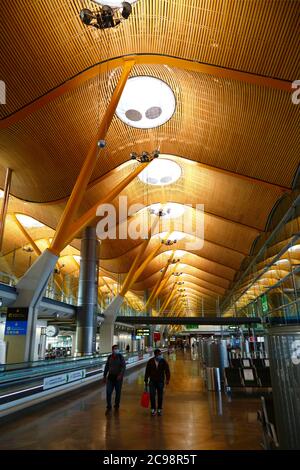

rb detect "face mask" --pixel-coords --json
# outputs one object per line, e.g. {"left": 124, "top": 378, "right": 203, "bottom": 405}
{"left": 156, "top": 355, "right": 162, "bottom": 361}
{"left": 113, "top": 349, "right": 119, "bottom": 354}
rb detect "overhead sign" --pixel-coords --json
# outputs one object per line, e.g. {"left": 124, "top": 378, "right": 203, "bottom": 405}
{"left": 153, "top": 331, "right": 161, "bottom": 342}
{"left": 261, "top": 294, "right": 269, "bottom": 313}
{"left": 136, "top": 328, "right": 150, "bottom": 336}
{"left": 185, "top": 324, "right": 199, "bottom": 330}
{"left": 4, "top": 308, "right": 28, "bottom": 336}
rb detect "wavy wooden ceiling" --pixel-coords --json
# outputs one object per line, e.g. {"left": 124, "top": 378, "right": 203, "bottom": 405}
{"left": 0, "top": 0, "right": 299, "bottom": 316}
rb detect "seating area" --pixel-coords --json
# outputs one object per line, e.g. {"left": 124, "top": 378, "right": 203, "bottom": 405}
{"left": 224, "top": 355, "right": 272, "bottom": 390}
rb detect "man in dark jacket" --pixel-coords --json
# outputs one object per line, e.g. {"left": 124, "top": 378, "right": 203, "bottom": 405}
{"left": 144, "top": 349, "right": 170, "bottom": 416}
{"left": 104, "top": 344, "right": 126, "bottom": 412}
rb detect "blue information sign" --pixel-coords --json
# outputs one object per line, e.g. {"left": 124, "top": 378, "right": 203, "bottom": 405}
{"left": 5, "top": 308, "right": 28, "bottom": 336}
{"left": 5, "top": 321, "right": 28, "bottom": 336}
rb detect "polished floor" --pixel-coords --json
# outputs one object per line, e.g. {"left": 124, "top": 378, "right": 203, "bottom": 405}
{"left": 0, "top": 351, "right": 262, "bottom": 450}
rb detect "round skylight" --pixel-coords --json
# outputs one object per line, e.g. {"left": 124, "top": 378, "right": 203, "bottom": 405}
{"left": 116, "top": 76, "right": 176, "bottom": 129}
{"left": 158, "top": 231, "right": 186, "bottom": 241}
{"left": 138, "top": 158, "right": 181, "bottom": 186}
{"left": 287, "top": 245, "right": 300, "bottom": 253}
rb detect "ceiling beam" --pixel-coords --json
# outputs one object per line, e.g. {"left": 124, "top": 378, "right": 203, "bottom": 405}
{"left": 1, "top": 54, "right": 292, "bottom": 129}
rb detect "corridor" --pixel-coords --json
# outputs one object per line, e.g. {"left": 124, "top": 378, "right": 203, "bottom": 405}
{"left": 0, "top": 352, "right": 262, "bottom": 450}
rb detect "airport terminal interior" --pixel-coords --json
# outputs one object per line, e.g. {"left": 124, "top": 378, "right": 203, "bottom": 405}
{"left": 0, "top": 0, "right": 299, "bottom": 452}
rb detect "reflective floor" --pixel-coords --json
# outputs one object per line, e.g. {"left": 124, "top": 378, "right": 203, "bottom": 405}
{"left": 0, "top": 351, "right": 262, "bottom": 450}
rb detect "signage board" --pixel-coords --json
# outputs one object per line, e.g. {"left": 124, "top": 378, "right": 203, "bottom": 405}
{"left": 4, "top": 308, "right": 28, "bottom": 336}
{"left": 43, "top": 369, "right": 86, "bottom": 390}
{"left": 185, "top": 324, "right": 199, "bottom": 330}
{"left": 43, "top": 374, "right": 68, "bottom": 390}
{"left": 261, "top": 294, "right": 269, "bottom": 313}
{"left": 68, "top": 369, "right": 86, "bottom": 382}
{"left": 153, "top": 331, "right": 161, "bottom": 342}
{"left": 136, "top": 328, "right": 150, "bottom": 336}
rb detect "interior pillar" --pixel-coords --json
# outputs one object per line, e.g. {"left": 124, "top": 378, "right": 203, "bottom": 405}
{"left": 75, "top": 226, "right": 99, "bottom": 356}
{"left": 266, "top": 324, "right": 300, "bottom": 449}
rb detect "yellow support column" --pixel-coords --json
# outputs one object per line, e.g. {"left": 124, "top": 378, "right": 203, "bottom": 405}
{"left": 144, "top": 252, "right": 175, "bottom": 311}
{"left": 13, "top": 214, "right": 41, "bottom": 256}
{"left": 50, "top": 59, "right": 135, "bottom": 256}
{"left": 153, "top": 264, "right": 178, "bottom": 304}
{"left": 65, "top": 162, "right": 149, "bottom": 245}
{"left": 158, "top": 284, "right": 177, "bottom": 315}
{"left": 120, "top": 241, "right": 161, "bottom": 297}
{"left": 118, "top": 218, "right": 160, "bottom": 297}
{"left": 166, "top": 296, "right": 181, "bottom": 317}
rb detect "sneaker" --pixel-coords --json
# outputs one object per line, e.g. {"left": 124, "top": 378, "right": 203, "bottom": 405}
{"left": 151, "top": 409, "right": 156, "bottom": 416}
{"left": 105, "top": 407, "right": 112, "bottom": 415}
{"left": 157, "top": 409, "right": 162, "bottom": 416}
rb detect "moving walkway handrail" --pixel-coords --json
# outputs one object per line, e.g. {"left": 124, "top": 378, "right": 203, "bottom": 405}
{"left": 0, "top": 351, "right": 142, "bottom": 386}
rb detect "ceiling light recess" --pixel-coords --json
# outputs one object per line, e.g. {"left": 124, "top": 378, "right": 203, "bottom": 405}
{"left": 138, "top": 157, "right": 182, "bottom": 186}
{"left": 116, "top": 76, "right": 176, "bottom": 129}
{"left": 15, "top": 214, "right": 45, "bottom": 228}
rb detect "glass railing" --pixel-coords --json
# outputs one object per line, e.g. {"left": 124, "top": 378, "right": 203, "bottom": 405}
{"left": 0, "top": 350, "right": 150, "bottom": 385}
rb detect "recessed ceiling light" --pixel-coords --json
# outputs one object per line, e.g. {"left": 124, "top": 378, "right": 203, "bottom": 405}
{"left": 158, "top": 231, "right": 186, "bottom": 241}
{"left": 138, "top": 157, "right": 181, "bottom": 186}
{"left": 274, "top": 259, "right": 290, "bottom": 266}
{"left": 15, "top": 214, "right": 44, "bottom": 228}
{"left": 116, "top": 76, "right": 176, "bottom": 129}
{"left": 0, "top": 190, "right": 4, "bottom": 198}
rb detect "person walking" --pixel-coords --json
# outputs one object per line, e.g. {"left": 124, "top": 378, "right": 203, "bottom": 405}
{"left": 144, "top": 349, "right": 170, "bottom": 416}
{"left": 104, "top": 344, "right": 126, "bottom": 413}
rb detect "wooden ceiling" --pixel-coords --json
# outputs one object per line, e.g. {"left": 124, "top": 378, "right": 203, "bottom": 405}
{"left": 0, "top": 0, "right": 299, "bottom": 316}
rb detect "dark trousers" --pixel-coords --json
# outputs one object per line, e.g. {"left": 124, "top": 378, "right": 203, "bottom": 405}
{"left": 149, "top": 381, "right": 164, "bottom": 410}
{"left": 106, "top": 379, "right": 123, "bottom": 408}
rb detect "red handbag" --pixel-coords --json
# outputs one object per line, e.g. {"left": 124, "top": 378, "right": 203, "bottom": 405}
{"left": 140, "top": 390, "right": 150, "bottom": 408}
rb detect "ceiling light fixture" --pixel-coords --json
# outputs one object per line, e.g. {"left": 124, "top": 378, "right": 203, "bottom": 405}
{"left": 116, "top": 77, "right": 176, "bottom": 129}
{"left": 148, "top": 203, "right": 185, "bottom": 219}
{"left": 138, "top": 157, "right": 181, "bottom": 186}
{"left": 130, "top": 149, "right": 160, "bottom": 163}
{"left": 80, "top": 1, "right": 136, "bottom": 30}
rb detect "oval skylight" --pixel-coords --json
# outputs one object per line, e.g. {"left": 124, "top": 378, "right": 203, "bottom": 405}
{"left": 158, "top": 231, "right": 186, "bottom": 241}
{"left": 138, "top": 158, "right": 181, "bottom": 186}
{"left": 116, "top": 76, "right": 176, "bottom": 129}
